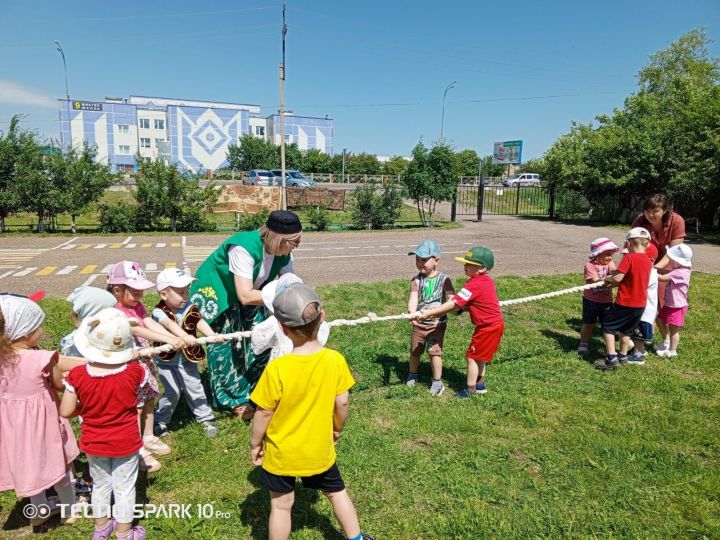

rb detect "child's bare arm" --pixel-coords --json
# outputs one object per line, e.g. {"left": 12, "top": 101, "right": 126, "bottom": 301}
{"left": 59, "top": 389, "right": 79, "bottom": 418}
{"left": 407, "top": 287, "right": 419, "bottom": 313}
{"left": 157, "top": 318, "right": 197, "bottom": 346}
{"left": 657, "top": 273, "right": 671, "bottom": 282}
{"left": 250, "top": 407, "right": 275, "bottom": 465}
{"left": 333, "top": 391, "right": 350, "bottom": 442}
{"left": 197, "top": 319, "right": 227, "bottom": 343}
{"left": 57, "top": 355, "right": 87, "bottom": 373}
{"left": 604, "top": 271, "right": 625, "bottom": 285}
{"left": 132, "top": 325, "right": 184, "bottom": 350}
{"left": 416, "top": 298, "right": 458, "bottom": 321}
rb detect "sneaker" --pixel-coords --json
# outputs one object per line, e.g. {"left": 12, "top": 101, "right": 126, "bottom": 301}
{"left": 618, "top": 354, "right": 629, "bottom": 365}
{"left": 626, "top": 352, "right": 646, "bottom": 365}
{"left": 429, "top": 380, "right": 445, "bottom": 396}
{"left": 654, "top": 342, "right": 670, "bottom": 354}
{"left": 154, "top": 422, "right": 170, "bottom": 438}
{"left": 202, "top": 421, "right": 218, "bottom": 438}
{"left": 138, "top": 448, "right": 162, "bottom": 473}
{"left": 115, "top": 525, "right": 146, "bottom": 540}
{"left": 475, "top": 383, "right": 488, "bottom": 394}
{"left": 405, "top": 373, "right": 418, "bottom": 386}
{"left": 361, "top": 534, "right": 376, "bottom": 540}
{"left": 91, "top": 518, "right": 116, "bottom": 540}
{"left": 455, "top": 389, "right": 476, "bottom": 398}
{"left": 661, "top": 349, "right": 678, "bottom": 358}
{"left": 595, "top": 355, "right": 620, "bottom": 371}
{"left": 577, "top": 343, "right": 589, "bottom": 356}
{"left": 144, "top": 436, "right": 171, "bottom": 456}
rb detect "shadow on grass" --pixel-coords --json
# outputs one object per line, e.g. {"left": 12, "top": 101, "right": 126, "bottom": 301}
{"left": 239, "top": 468, "right": 344, "bottom": 539}
{"left": 373, "top": 354, "right": 468, "bottom": 391}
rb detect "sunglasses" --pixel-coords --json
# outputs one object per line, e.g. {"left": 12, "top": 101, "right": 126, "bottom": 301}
{"left": 283, "top": 238, "right": 301, "bottom": 248}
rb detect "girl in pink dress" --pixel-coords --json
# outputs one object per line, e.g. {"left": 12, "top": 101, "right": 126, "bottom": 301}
{"left": 0, "top": 295, "right": 84, "bottom": 527}
{"left": 106, "top": 261, "right": 188, "bottom": 473}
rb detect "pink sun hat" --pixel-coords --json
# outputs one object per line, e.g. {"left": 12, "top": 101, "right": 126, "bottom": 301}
{"left": 107, "top": 261, "right": 155, "bottom": 290}
{"left": 588, "top": 237, "right": 620, "bottom": 259}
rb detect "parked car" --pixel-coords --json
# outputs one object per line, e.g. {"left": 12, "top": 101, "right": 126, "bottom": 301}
{"left": 242, "top": 169, "right": 274, "bottom": 186}
{"left": 501, "top": 173, "right": 541, "bottom": 187}
{"left": 270, "top": 169, "right": 316, "bottom": 187}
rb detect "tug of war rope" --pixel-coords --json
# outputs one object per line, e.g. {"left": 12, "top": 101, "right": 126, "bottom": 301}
{"left": 136, "top": 282, "right": 602, "bottom": 358}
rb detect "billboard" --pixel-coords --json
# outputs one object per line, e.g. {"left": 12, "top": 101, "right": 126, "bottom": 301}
{"left": 492, "top": 140, "right": 523, "bottom": 164}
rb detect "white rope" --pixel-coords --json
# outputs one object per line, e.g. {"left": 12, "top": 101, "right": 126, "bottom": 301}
{"left": 135, "top": 282, "right": 604, "bottom": 357}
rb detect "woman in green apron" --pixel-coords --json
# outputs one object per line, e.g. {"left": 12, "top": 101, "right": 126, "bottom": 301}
{"left": 190, "top": 210, "right": 302, "bottom": 418}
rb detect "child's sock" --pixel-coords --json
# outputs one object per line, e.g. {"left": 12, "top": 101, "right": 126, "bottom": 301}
{"left": 348, "top": 534, "right": 363, "bottom": 540}
{"left": 143, "top": 434, "right": 155, "bottom": 442}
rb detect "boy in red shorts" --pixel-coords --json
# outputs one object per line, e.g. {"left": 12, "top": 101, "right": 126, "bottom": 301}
{"left": 415, "top": 246, "right": 504, "bottom": 397}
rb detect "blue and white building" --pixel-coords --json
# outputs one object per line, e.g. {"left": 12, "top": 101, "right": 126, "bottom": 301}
{"left": 59, "top": 95, "right": 334, "bottom": 172}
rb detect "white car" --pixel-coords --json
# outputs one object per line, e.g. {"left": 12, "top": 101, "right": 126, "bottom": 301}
{"left": 502, "top": 173, "right": 541, "bottom": 187}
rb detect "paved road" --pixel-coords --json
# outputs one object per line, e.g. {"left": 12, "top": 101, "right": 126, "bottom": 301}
{"left": 1, "top": 216, "right": 718, "bottom": 298}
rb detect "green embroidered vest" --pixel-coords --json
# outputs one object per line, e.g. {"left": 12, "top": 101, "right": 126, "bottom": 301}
{"left": 189, "top": 230, "right": 291, "bottom": 323}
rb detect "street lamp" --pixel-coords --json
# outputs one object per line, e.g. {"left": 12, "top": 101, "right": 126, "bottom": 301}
{"left": 440, "top": 81, "right": 456, "bottom": 141}
{"left": 54, "top": 41, "right": 70, "bottom": 152}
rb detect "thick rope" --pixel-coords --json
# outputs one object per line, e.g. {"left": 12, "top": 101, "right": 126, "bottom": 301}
{"left": 135, "top": 282, "right": 603, "bottom": 357}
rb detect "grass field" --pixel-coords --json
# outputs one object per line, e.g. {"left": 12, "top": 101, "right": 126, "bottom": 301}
{"left": 1, "top": 273, "right": 718, "bottom": 538}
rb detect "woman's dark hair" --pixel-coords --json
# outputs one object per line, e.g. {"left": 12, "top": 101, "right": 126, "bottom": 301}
{"left": 643, "top": 194, "right": 673, "bottom": 223}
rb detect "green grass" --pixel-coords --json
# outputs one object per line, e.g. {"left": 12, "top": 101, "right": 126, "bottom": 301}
{"left": 1, "top": 273, "right": 718, "bottom": 538}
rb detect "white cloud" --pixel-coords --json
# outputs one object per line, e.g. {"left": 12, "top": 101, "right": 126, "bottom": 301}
{"left": 0, "top": 79, "right": 56, "bottom": 108}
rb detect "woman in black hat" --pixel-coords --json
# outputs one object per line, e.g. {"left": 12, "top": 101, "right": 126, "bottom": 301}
{"left": 189, "top": 210, "right": 302, "bottom": 419}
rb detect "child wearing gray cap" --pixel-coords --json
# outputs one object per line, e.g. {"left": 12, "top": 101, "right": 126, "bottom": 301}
{"left": 406, "top": 240, "right": 455, "bottom": 396}
{"left": 249, "top": 284, "right": 374, "bottom": 540}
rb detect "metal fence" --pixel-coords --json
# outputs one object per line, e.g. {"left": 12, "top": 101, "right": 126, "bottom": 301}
{"left": 453, "top": 183, "right": 551, "bottom": 220}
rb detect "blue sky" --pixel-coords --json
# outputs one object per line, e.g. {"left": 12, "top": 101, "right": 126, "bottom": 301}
{"left": 0, "top": 0, "right": 717, "bottom": 160}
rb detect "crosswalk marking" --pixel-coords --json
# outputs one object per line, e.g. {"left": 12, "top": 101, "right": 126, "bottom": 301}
{"left": 164, "top": 262, "right": 176, "bottom": 268}
{"left": 13, "top": 267, "right": 37, "bottom": 277}
{"left": 126, "top": 244, "right": 136, "bottom": 248}
{"left": 145, "top": 263, "right": 157, "bottom": 271}
{"left": 110, "top": 243, "right": 122, "bottom": 249}
{"left": 0, "top": 270, "right": 14, "bottom": 280}
{"left": 94, "top": 244, "right": 107, "bottom": 249}
{"left": 36, "top": 266, "right": 58, "bottom": 276}
{"left": 61, "top": 244, "right": 76, "bottom": 250}
{"left": 101, "top": 264, "right": 113, "bottom": 273}
{"left": 183, "top": 246, "right": 214, "bottom": 262}
{"left": 156, "top": 243, "right": 166, "bottom": 248}
{"left": 80, "top": 264, "right": 97, "bottom": 274}
{"left": 57, "top": 265, "right": 78, "bottom": 275}
{"left": 77, "top": 244, "right": 92, "bottom": 250}
{"left": 171, "top": 242, "right": 181, "bottom": 248}
{"left": 142, "top": 243, "right": 152, "bottom": 248}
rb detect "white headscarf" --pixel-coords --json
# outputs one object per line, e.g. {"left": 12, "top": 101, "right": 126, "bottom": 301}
{"left": 0, "top": 294, "right": 45, "bottom": 341}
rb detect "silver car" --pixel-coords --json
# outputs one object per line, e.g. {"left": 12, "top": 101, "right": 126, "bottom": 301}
{"left": 501, "top": 173, "right": 541, "bottom": 187}
{"left": 243, "top": 169, "right": 274, "bottom": 186}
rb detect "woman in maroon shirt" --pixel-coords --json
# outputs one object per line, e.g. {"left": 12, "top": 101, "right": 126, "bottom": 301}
{"left": 631, "top": 193, "right": 686, "bottom": 306}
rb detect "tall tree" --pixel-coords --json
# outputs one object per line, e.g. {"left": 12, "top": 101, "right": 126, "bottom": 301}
{"left": 227, "top": 135, "right": 278, "bottom": 171}
{"left": 382, "top": 155, "right": 409, "bottom": 176}
{"left": 0, "top": 115, "right": 26, "bottom": 232}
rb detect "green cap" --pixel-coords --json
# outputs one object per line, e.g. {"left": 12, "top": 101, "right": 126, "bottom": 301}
{"left": 455, "top": 246, "right": 495, "bottom": 269}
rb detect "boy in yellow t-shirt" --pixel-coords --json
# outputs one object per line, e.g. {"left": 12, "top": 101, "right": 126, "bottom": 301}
{"left": 250, "top": 284, "right": 374, "bottom": 540}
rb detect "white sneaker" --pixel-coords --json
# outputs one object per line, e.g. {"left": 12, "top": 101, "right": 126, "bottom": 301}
{"left": 139, "top": 448, "right": 162, "bottom": 473}
{"left": 144, "top": 436, "right": 171, "bottom": 456}
{"left": 655, "top": 342, "right": 670, "bottom": 353}
{"left": 665, "top": 350, "right": 678, "bottom": 357}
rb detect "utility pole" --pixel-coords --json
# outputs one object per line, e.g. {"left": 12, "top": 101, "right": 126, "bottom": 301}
{"left": 440, "top": 81, "right": 456, "bottom": 141}
{"left": 279, "top": 4, "right": 288, "bottom": 210}
{"left": 54, "top": 40, "right": 70, "bottom": 150}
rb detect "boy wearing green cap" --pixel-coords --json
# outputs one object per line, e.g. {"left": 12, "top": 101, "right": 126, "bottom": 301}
{"left": 406, "top": 240, "right": 455, "bottom": 396}
{"left": 414, "top": 246, "right": 504, "bottom": 397}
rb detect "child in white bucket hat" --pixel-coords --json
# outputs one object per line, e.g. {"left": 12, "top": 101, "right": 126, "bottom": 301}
{"left": 578, "top": 237, "right": 619, "bottom": 356}
{"left": 59, "top": 308, "right": 148, "bottom": 540}
{"left": 251, "top": 273, "right": 330, "bottom": 363}
{"left": 655, "top": 243, "right": 693, "bottom": 357}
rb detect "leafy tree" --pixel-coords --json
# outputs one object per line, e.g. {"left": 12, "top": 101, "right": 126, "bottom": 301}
{"left": 0, "top": 115, "right": 27, "bottom": 232}
{"left": 280, "top": 143, "right": 303, "bottom": 170}
{"left": 382, "top": 155, "right": 409, "bottom": 176}
{"left": 478, "top": 155, "right": 506, "bottom": 178}
{"left": 453, "top": 149, "right": 480, "bottom": 177}
{"left": 401, "top": 141, "right": 458, "bottom": 226}
{"left": 347, "top": 152, "right": 381, "bottom": 175}
{"left": 227, "top": 135, "right": 277, "bottom": 171}
{"left": 301, "top": 148, "right": 333, "bottom": 173}
{"left": 350, "top": 181, "right": 403, "bottom": 229}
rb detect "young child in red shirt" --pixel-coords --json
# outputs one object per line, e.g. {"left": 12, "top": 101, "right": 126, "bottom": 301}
{"left": 597, "top": 227, "right": 652, "bottom": 371}
{"left": 60, "top": 308, "right": 149, "bottom": 540}
{"left": 415, "top": 246, "right": 504, "bottom": 397}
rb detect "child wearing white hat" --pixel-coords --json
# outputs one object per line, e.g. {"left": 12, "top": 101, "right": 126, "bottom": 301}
{"left": 60, "top": 308, "right": 148, "bottom": 540}
{"left": 655, "top": 243, "right": 693, "bottom": 357}
{"left": 151, "top": 268, "right": 226, "bottom": 439}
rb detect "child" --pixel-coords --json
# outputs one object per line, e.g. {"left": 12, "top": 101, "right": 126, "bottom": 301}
{"left": 578, "top": 238, "right": 619, "bottom": 355}
{"left": 61, "top": 286, "right": 118, "bottom": 356}
{"left": 627, "top": 243, "right": 659, "bottom": 364}
{"left": 415, "top": 246, "right": 504, "bottom": 397}
{"left": 597, "top": 227, "right": 653, "bottom": 370}
{"left": 249, "top": 284, "right": 374, "bottom": 540}
{"left": 60, "top": 308, "right": 148, "bottom": 540}
{"left": 251, "top": 273, "right": 330, "bottom": 362}
{"left": 151, "top": 268, "right": 224, "bottom": 438}
{"left": 107, "top": 260, "right": 186, "bottom": 472}
{"left": 406, "top": 240, "right": 455, "bottom": 396}
{"left": 655, "top": 244, "right": 693, "bottom": 358}
{"left": 0, "top": 294, "right": 82, "bottom": 527}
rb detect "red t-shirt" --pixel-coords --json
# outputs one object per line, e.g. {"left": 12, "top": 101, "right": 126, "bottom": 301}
{"left": 616, "top": 252, "right": 652, "bottom": 308}
{"left": 453, "top": 273, "right": 503, "bottom": 328}
{"left": 65, "top": 362, "right": 146, "bottom": 457}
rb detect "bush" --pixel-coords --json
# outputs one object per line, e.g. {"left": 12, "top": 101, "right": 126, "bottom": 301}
{"left": 237, "top": 209, "right": 269, "bottom": 231}
{"left": 350, "top": 181, "right": 404, "bottom": 229}
{"left": 99, "top": 201, "right": 136, "bottom": 233}
{"left": 175, "top": 206, "right": 217, "bottom": 232}
{"left": 305, "top": 205, "right": 330, "bottom": 231}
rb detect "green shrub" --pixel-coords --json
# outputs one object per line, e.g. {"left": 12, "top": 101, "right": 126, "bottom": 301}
{"left": 98, "top": 201, "right": 136, "bottom": 233}
{"left": 236, "top": 209, "right": 269, "bottom": 231}
{"left": 350, "top": 181, "right": 404, "bottom": 229}
{"left": 175, "top": 206, "right": 217, "bottom": 232}
{"left": 305, "top": 205, "right": 330, "bottom": 231}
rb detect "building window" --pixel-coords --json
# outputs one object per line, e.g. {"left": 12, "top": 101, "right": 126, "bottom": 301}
{"left": 140, "top": 138, "right": 151, "bottom": 148}
{"left": 139, "top": 118, "right": 150, "bottom": 129}
{"left": 255, "top": 126, "right": 265, "bottom": 136}
{"left": 155, "top": 138, "right": 165, "bottom": 148}
{"left": 118, "top": 145, "right": 131, "bottom": 154}
{"left": 154, "top": 119, "right": 165, "bottom": 130}
{"left": 117, "top": 124, "right": 129, "bottom": 134}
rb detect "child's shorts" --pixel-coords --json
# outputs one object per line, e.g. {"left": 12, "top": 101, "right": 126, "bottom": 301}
{"left": 582, "top": 298, "right": 611, "bottom": 324}
{"left": 260, "top": 463, "right": 345, "bottom": 494}
{"left": 637, "top": 321, "right": 654, "bottom": 342}
{"left": 658, "top": 305, "right": 688, "bottom": 327}
{"left": 467, "top": 321, "right": 505, "bottom": 363}
{"left": 410, "top": 322, "right": 447, "bottom": 356}
{"left": 601, "top": 305, "right": 644, "bottom": 335}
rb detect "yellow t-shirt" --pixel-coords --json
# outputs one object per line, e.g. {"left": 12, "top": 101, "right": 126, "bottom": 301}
{"left": 250, "top": 348, "right": 355, "bottom": 476}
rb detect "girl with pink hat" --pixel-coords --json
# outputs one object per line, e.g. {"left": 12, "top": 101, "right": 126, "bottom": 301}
{"left": 578, "top": 237, "right": 620, "bottom": 356}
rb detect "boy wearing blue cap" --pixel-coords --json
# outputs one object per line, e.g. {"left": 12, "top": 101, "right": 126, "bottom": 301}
{"left": 406, "top": 240, "right": 455, "bottom": 396}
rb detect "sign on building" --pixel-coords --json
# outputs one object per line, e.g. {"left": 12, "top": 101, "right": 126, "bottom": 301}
{"left": 72, "top": 101, "right": 103, "bottom": 112}
{"left": 492, "top": 140, "right": 523, "bottom": 164}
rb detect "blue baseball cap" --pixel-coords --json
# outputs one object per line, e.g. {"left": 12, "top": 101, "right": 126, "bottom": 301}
{"left": 408, "top": 240, "right": 441, "bottom": 258}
